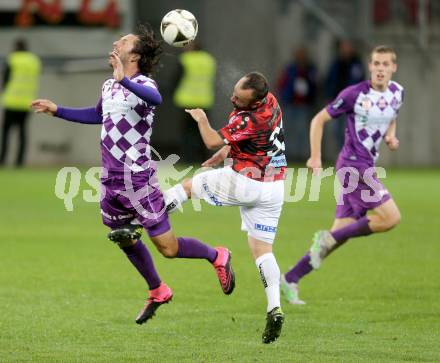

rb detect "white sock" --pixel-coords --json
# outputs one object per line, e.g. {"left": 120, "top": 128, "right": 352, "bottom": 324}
{"left": 255, "top": 253, "right": 281, "bottom": 312}
{"left": 163, "top": 184, "right": 188, "bottom": 213}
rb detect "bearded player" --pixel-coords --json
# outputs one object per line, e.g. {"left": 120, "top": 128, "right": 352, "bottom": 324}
{"left": 165, "top": 72, "right": 287, "bottom": 343}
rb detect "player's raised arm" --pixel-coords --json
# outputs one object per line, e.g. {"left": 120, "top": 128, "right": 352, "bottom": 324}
{"left": 306, "top": 107, "right": 332, "bottom": 171}
{"left": 185, "top": 108, "right": 224, "bottom": 150}
{"left": 202, "top": 145, "right": 231, "bottom": 167}
{"left": 119, "top": 77, "right": 162, "bottom": 105}
{"left": 109, "top": 50, "right": 162, "bottom": 106}
{"left": 32, "top": 98, "right": 102, "bottom": 124}
{"left": 31, "top": 99, "right": 57, "bottom": 115}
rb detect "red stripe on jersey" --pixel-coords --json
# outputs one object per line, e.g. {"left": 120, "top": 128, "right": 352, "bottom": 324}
{"left": 218, "top": 92, "right": 286, "bottom": 182}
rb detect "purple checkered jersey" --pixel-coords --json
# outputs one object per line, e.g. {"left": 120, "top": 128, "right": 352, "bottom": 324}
{"left": 326, "top": 80, "right": 404, "bottom": 167}
{"left": 100, "top": 74, "right": 158, "bottom": 173}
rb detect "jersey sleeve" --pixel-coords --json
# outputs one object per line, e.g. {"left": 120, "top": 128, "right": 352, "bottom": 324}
{"left": 218, "top": 113, "right": 255, "bottom": 144}
{"left": 389, "top": 82, "right": 404, "bottom": 118}
{"left": 396, "top": 88, "right": 404, "bottom": 114}
{"left": 95, "top": 97, "right": 103, "bottom": 115}
{"left": 119, "top": 77, "right": 162, "bottom": 105}
{"left": 325, "top": 85, "right": 359, "bottom": 118}
{"left": 55, "top": 106, "right": 102, "bottom": 124}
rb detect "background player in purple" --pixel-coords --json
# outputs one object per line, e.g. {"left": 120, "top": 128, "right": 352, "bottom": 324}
{"left": 280, "top": 45, "right": 404, "bottom": 304}
{"left": 31, "top": 24, "right": 234, "bottom": 324}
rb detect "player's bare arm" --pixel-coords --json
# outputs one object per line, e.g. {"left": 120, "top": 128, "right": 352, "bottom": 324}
{"left": 384, "top": 119, "right": 399, "bottom": 150}
{"left": 31, "top": 99, "right": 57, "bottom": 115}
{"left": 185, "top": 108, "right": 224, "bottom": 150}
{"left": 306, "top": 107, "right": 333, "bottom": 171}
{"left": 202, "top": 145, "right": 231, "bottom": 167}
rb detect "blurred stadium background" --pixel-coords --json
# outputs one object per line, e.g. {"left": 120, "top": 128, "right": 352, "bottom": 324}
{"left": 1, "top": 1, "right": 439, "bottom": 362}
{"left": 0, "top": 0, "right": 439, "bottom": 167}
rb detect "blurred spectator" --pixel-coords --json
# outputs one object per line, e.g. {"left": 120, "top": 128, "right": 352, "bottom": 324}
{"left": 277, "top": 46, "right": 317, "bottom": 161}
{"left": 173, "top": 42, "right": 216, "bottom": 164}
{"left": 1, "top": 38, "right": 41, "bottom": 167}
{"left": 325, "top": 40, "right": 365, "bottom": 152}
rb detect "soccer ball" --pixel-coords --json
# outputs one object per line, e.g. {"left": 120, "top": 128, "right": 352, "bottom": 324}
{"left": 160, "top": 9, "right": 198, "bottom": 47}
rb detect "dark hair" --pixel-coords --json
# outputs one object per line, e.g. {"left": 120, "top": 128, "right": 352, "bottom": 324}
{"left": 15, "top": 38, "right": 27, "bottom": 51}
{"left": 132, "top": 23, "right": 163, "bottom": 76}
{"left": 241, "top": 72, "right": 269, "bottom": 101}
{"left": 370, "top": 45, "right": 397, "bottom": 63}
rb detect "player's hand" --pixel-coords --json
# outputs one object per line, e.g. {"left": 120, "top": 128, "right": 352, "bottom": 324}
{"left": 109, "top": 50, "right": 125, "bottom": 81}
{"left": 384, "top": 135, "right": 399, "bottom": 150}
{"left": 185, "top": 108, "right": 208, "bottom": 123}
{"left": 306, "top": 156, "right": 322, "bottom": 175}
{"left": 202, "top": 146, "right": 230, "bottom": 167}
{"left": 31, "top": 99, "right": 57, "bottom": 116}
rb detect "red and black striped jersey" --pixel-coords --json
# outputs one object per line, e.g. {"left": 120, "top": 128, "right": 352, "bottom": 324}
{"left": 218, "top": 92, "right": 286, "bottom": 182}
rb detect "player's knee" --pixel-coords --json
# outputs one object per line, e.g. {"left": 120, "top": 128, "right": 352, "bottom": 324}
{"left": 388, "top": 211, "right": 401, "bottom": 229}
{"left": 156, "top": 244, "right": 178, "bottom": 258}
{"left": 380, "top": 211, "right": 401, "bottom": 231}
{"left": 182, "top": 178, "right": 193, "bottom": 197}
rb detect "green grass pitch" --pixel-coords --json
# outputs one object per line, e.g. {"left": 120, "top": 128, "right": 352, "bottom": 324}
{"left": 0, "top": 167, "right": 439, "bottom": 362}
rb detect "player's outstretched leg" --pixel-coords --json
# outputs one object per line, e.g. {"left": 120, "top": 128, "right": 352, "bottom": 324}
{"left": 163, "top": 181, "right": 236, "bottom": 294}
{"left": 283, "top": 216, "right": 376, "bottom": 304}
{"left": 164, "top": 183, "right": 189, "bottom": 213}
{"left": 310, "top": 216, "right": 375, "bottom": 269}
{"left": 108, "top": 227, "right": 173, "bottom": 324}
{"left": 309, "top": 230, "right": 337, "bottom": 269}
{"left": 211, "top": 246, "right": 235, "bottom": 295}
{"left": 280, "top": 273, "right": 305, "bottom": 305}
{"left": 135, "top": 282, "right": 173, "bottom": 324}
{"left": 281, "top": 231, "right": 337, "bottom": 305}
{"left": 175, "top": 237, "right": 235, "bottom": 295}
{"left": 281, "top": 252, "right": 314, "bottom": 304}
{"left": 108, "top": 223, "right": 143, "bottom": 243}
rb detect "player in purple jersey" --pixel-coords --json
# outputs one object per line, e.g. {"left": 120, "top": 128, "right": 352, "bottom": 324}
{"left": 31, "top": 24, "right": 235, "bottom": 325}
{"left": 280, "top": 45, "right": 403, "bottom": 304}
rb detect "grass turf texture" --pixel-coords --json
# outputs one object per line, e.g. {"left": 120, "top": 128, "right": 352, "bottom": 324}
{"left": 0, "top": 167, "right": 439, "bottom": 362}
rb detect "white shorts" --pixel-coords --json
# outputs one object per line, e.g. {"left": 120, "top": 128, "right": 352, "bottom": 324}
{"left": 191, "top": 166, "right": 284, "bottom": 244}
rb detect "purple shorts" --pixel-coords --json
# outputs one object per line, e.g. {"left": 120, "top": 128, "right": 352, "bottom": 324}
{"left": 100, "top": 170, "right": 170, "bottom": 237}
{"left": 335, "top": 160, "right": 391, "bottom": 220}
